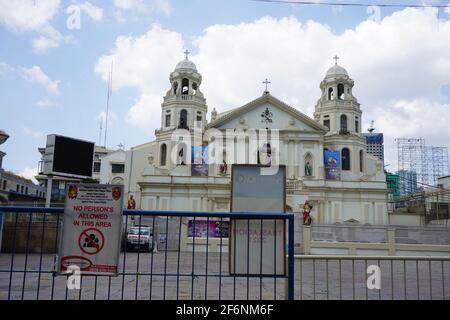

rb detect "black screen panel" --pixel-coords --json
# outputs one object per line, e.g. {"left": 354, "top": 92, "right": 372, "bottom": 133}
{"left": 52, "top": 136, "right": 94, "bottom": 177}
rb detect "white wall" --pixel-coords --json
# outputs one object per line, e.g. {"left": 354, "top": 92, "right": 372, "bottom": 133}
{"left": 124, "top": 141, "right": 156, "bottom": 208}
{"left": 99, "top": 150, "right": 126, "bottom": 184}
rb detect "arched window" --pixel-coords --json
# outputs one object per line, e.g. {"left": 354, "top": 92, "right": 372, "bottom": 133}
{"left": 196, "top": 111, "right": 202, "bottom": 128}
{"left": 340, "top": 114, "right": 348, "bottom": 133}
{"left": 111, "top": 177, "right": 124, "bottom": 184}
{"left": 342, "top": 148, "right": 350, "bottom": 171}
{"left": 359, "top": 150, "right": 364, "bottom": 172}
{"left": 355, "top": 117, "right": 359, "bottom": 133}
{"left": 160, "top": 144, "right": 167, "bottom": 166}
{"left": 337, "top": 84, "right": 345, "bottom": 99}
{"left": 179, "top": 109, "right": 188, "bottom": 129}
{"left": 328, "top": 87, "right": 334, "bottom": 100}
{"left": 165, "top": 111, "right": 171, "bottom": 127}
{"left": 192, "top": 82, "right": 197, "bottom": 95}
{"left": 181, "top": 78, "right": 189, "bottom": 95}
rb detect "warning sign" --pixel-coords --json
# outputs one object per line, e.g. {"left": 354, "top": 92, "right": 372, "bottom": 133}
{"left": 58, "top": 184, "right": 124, "bottom": 276}
{"left": 79, "top": 228, "right": 104, "bottom": 255}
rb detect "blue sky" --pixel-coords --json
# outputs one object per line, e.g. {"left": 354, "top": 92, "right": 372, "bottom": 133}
{"left": 1, "top": 0, "right": 450, "bottom": 180}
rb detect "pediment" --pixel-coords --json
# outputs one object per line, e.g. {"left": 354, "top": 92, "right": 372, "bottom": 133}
{"left": 207, "top": 94, "right": 327, "bottom": 132}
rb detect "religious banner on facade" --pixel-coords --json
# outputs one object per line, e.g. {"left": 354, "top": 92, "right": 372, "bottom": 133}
{"left": 324, "top": 150, "right": 341, "bottom": 180}
{"left": 229, "top": 164, "right": 286, "bottom": 276}
{"left": 191, "top": 146, "right": 208, "bottom": 176}
{"left": 187, "top": 220, "right": 229, "bottom": 238}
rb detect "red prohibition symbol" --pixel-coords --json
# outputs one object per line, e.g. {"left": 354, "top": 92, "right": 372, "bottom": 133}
{"left": 78, "top": 227, "right": 105, "bottom": 255}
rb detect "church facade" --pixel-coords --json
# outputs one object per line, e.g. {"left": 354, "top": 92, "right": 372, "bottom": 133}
{"left": 124, "top": 55, "right": 388, "bottom": 232}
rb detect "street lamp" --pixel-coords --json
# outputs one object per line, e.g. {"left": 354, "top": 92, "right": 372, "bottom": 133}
{"left": 0, "top": 130, "right": 9, "bottom": 145}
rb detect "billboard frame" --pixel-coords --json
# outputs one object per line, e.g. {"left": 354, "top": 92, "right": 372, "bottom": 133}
{"left": 43, "top": 134, "right": 95, "bottom": 180}
{"left": 229, "top": 164, "right": 286, "bottom": 277}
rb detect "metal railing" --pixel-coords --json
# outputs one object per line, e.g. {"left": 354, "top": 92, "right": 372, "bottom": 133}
{"left": 295, "top": 255, "right": 449, "bottom": 300}
{"left": 1, "top": 206, "right": 448, "bottom": 300}
{"left": 0, "top": 206, "right": 295, "bottom": 300}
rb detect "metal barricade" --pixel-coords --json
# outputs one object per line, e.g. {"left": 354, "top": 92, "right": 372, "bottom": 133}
{"left": 0, "top": 206, "right": 295, "bottom": 300}
{"left": 295, "top": 255, "right": 450, "bottom": 300}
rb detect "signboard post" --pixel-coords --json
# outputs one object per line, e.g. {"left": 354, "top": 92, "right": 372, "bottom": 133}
{"left": 229, "top": 165, "right": 286, "bottom": 276}
{"left": 58, "top": 183, "right": 124, "bottom": 276}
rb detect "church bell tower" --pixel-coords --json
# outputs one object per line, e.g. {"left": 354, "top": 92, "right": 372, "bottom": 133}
{"left": 314, "top": 57, "right": 367, "bottom": 177}
{"left": 159, "top": 50, "right": 208, "bottom": 133}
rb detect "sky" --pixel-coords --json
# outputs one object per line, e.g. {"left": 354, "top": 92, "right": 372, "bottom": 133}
{"left": 1, "top": 0, "right": 450, "bottom": 182}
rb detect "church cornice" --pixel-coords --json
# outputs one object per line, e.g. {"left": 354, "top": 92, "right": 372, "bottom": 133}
{"left": 315, "top": 100, "right": 360, "bottom": 110}
{"left": 323, "top": 134, "right": 366, "bottom": 145}
{"left": 163, "top": 95, "right": 207, "bottom": 105}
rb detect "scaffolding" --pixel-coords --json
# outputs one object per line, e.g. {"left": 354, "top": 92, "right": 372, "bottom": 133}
{"left": 396, "top": 138, "right": 449, "bottom": 195}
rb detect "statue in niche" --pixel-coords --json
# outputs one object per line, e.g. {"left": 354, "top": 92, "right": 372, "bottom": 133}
{"left": 305, "top": 161, "right": 312, "bottom": 177}
{"left": 148, "top": 153, "right": 154, "bottom": 165}
{"left": 219, "top": 159, "right": 228, "bottom": 174}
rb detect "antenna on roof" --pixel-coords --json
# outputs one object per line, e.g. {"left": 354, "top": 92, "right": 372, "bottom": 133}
{"left": 368, "top": 120, "right": 375, "bottom": 133}
{"left": 104, "top": 60, "right": 113, "bottom": 148}
{"left": 98, "top": 118, "right": 103, "bottom": 146}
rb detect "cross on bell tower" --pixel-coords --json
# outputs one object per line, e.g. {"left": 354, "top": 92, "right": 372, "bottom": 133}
{"left": 184, "top": 49, "right": 190, "bottom": 60}
{"left": 333, "top": 55, "right": 339, "bottom": 65}
{"left": 262, "top": 78, "right": 271, "bottom": 94}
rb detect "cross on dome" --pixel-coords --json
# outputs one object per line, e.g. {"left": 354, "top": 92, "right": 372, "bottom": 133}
{"left": 333, "top": 55, "right": 339, "bottom": 65}
{"left": 184, "top": 49, "right": 190, "bottom": 60}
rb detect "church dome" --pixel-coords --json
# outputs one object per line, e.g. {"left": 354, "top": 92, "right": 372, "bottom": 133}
{"left": 326, "top": 64, "right": 348, "bottom": 78}
{"left": 175, "top": 59, "right": 197, "bottom": 72}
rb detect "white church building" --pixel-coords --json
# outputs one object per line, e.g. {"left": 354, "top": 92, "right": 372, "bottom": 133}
{"left": 124, "top": 54, "right": 388, "bottom": 230}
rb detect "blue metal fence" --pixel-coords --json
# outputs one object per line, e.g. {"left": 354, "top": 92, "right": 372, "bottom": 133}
{"left": 0, "top": 206, "right": 295, "bottom": 300}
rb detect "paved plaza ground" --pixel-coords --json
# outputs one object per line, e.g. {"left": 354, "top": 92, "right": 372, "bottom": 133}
{"left": 1, "top": 251, "right": 449, "bottom": 300}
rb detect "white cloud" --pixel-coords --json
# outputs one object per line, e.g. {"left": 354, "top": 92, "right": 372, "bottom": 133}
{"left": 96, "top": 24, "right": 183, "bottom": 91}
{"left": 32, "top": 34, "right": 61, "bottom": 53}
{"left": 113, "top": 0, "right": 147, "bottom": 11}
{"left": 0, "top": 0, "right": 64, "bottom": 53}
{"left": 18, "top": 166, "right": 39, "bottom": 184}
{"left": 114, "top": 10, "right": 126, "bottom": 24}
{"left": 153, "top": 0, "right": 172, "bottom": 16}
{"left": 79, "top": 2, "right": 103, "bottom": 22}
{"left": 113, "top": 0, "right": 172, "bottom": 22}
{"left": 0, "top": 61, "right": 13, "bottom": 74}
{"left": 95, "top": 24, "right": 183, "bottom": 133}
{"left": 98, "top": 110, "right": 118, "bottom": 128}
{"left": 22, "top": 127, "right": 44, "bottom": 139}
{"left": 96, "top": 8, "right": 450, "bottom": 170}
{"left": 0, "top": 62, "right": 61, "bottom": 93}
{"left": 126, "top": 93, "right": 162, "bottom": 132}
{"left": 35, "top": 98, "right": 59, "bottom": 108}
{"left": 0, "top": 0, "right": 60, "bottom": 32}
{"left": 19, "top": 65, "right": 60, "bottom": 93}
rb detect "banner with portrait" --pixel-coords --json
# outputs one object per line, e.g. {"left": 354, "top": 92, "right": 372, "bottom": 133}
{"left": 191, "top": 146, "right": 209, "bottom": 176}
{"left": 324, "top": 149, "right": 341, "bottom": 180}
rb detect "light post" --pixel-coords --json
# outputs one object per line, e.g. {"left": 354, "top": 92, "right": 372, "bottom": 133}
{"left": 0, "top": 130, "right": 9, "bottom": 170}
{"left": 0, "top": 130, "right": 9, "bottom": 145}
